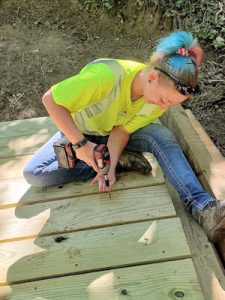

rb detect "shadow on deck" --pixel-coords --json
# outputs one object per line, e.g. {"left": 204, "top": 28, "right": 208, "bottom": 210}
{"left": 0, "top": 107, "right": 224, "bottom": 299}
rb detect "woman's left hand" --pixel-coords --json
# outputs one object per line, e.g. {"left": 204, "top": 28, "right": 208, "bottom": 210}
{"left": 91, "top": 169, "right": 116, "bottom": 192}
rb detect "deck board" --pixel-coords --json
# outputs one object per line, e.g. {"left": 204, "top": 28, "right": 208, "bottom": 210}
{"left": 0, "top": 116, "right": 206, "bottom": 299}
{"left": 0, "top": 185, "right": 176, "bottom": 242}
{"left": 0, "top": 117, "right": 57, "bottom": 139}
{"left": 0, "top": 259, "right": 204, "bottom": 300}
{"left": 0, "top": 170, "right": 165, "bottom": 208}
{"left": 0, "top": 133, "right": 57, "bottom": 158}
{"left": 0, "top": 218, "right": 190, "bottom": 285}
{"left": 0, "top": 160, "right": 164, "bottom": 208}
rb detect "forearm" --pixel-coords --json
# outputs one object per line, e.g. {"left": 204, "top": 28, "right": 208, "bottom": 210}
{"left": 42, "top": 90, "right": 84, "bottom": 144}
{"left": 107, "top": 125, "right": 130, "bottom": 171}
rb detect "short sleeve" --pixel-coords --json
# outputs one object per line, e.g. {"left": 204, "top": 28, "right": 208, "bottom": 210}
{"left": 123, "top": 108, "right": 166, "bottom": 134}
{"left": 51, "top": 63, "right": 114, "bottom": 113}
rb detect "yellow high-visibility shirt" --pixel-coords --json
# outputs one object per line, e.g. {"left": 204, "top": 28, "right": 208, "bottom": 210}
{"left": 51, "top": 58, "right": 166, "bottom": 136}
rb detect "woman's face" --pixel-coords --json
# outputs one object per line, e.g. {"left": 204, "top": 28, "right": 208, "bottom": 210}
{"left": 143, "top": 73, "right": 191, "bottom": 109}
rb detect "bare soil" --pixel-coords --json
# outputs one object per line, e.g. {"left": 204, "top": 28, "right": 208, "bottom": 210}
{"left": 0, "top": 0, "right": 224, "bottom": 156}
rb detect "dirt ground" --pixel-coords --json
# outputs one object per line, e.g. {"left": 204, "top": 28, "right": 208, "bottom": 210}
{"left": 0, "top": 0, "right": 225, "bottom": 156}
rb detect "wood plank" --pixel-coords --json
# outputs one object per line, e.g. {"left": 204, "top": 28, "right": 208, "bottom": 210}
{"left": 0, "top": 218, "right": 190, "bottom": 284}
{"left": 162, "top": 106, "right": 225, "bottom": 300}
{"left": 0, "top": 119, "right": 161, "bottom": 158}
{"left": 185, "top": 109, "right": 225, "bottom": 200}
{"left": 161, "top": 105, "right": 225, "bottom": 199}
{"left": 0, "top": 259, "right": 204, "bottom": 299}
{"left": 0, "top": 155, "right": 32, "bottom": 180}
{"left": 0, "top": 117, "right": 57, "bottom": 139}
{"left": 0, "top": 131, "right": 57, "bottom": 158}
{"left": 183, "top": 110, "right": 225, "bottom": 269}
{"left": 0, "top": 185, "right": 176, "bottom": 242}
{"left": 162, "top": 106, "right": 225, "bottom": 262}
{"left": 167, "top": 182, "right": 225, "bottom": 300}
{"left": 0, "top": 156, "right": 165, "bottom": 207}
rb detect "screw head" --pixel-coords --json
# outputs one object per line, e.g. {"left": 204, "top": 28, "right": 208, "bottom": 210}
{"left": 174, "top": 290, "right": 185, "bottom": 298}
{"left": 121, "top": 289, "right": 128, "bottom": 295}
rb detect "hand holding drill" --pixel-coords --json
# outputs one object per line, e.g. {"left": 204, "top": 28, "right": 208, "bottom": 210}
{"left": 54, "top": 136, "right": 112, "bottom": 191}
{"left": 93, "top": 144, "right": 111, "bottom": 187}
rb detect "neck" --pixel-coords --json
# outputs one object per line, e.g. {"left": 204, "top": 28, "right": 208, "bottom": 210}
{"left": 131, "top": 70, "right": 145, "bottom": 101}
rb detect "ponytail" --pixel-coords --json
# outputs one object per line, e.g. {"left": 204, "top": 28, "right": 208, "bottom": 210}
{"left": 149, "top": 31, "right": 203, "bottom": 87}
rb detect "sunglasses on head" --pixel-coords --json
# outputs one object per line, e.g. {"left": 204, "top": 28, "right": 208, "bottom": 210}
{"left": 154, "top": 67, "right": 200, "bottom": 96}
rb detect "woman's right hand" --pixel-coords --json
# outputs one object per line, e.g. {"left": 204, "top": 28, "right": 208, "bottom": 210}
{"left": 75, "top": 141, "right": 99, "bottom": 173}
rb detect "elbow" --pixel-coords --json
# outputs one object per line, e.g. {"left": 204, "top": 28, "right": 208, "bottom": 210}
{"left": 42, "top": 90, "right": 53, "bottom": 109}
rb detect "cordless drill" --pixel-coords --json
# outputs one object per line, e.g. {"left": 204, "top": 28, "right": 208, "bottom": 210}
{"left": 93, "top": 144, "right": 111, "bottom": 187}
{"left": 54, "top": 136, "right": 111, "bottom": 185}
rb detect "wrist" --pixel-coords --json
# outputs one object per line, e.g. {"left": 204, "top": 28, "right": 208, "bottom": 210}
{"left": 109, "top": 164, "right": 117, "bottom": 173}
{"left": 72, "top": 137, "right": 88, "bottom": 150}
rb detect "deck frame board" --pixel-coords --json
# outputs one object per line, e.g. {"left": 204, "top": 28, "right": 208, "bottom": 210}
{"left": 162, "top": 105, "right": 225, "bottom": 300}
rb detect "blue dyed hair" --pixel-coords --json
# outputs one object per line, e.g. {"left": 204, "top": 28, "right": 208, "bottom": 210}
{"left": 150, "top": 31, "right": 203, "bottom": 88}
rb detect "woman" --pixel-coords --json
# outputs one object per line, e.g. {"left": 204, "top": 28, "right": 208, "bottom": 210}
{"left": 23, "top": 31, "right": 225, "bottom": 242}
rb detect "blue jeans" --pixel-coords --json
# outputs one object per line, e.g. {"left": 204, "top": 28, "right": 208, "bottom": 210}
{"left": 23, "top": 123, "right": 213, "bottom": 212}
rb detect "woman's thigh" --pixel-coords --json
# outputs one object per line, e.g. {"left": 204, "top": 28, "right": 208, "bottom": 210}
{"left": 126, "top": 123, "right": 176, "bottom": 153}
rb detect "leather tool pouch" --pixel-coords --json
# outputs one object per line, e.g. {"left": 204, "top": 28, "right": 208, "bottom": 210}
{"left": 53, "top": 135, "right": 77, "bottom": 169}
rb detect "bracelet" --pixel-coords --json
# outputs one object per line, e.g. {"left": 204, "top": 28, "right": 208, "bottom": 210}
{"left": 72, "top": 137, "right": 88, "bottom": 150}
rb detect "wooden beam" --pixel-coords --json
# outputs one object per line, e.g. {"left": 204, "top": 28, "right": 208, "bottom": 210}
{"left": 161, "top": 106, "right": 225, "bottom": 200}
{"left": 161, "top": 105, "right": 225, "bottom": 300}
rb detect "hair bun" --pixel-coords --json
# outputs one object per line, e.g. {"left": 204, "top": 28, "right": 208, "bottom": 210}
{"left": 187, "top": 45, "right": 203, "bottom": 66}
{"left": 176, "top": 48, "right": 189, "bottom": 56}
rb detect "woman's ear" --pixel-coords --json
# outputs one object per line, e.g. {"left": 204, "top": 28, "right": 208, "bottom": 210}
{"left": 147, "top": 70, "right": 159, "bottom": 82}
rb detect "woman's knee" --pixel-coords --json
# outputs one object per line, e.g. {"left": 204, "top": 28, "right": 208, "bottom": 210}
{"left": 23, "top": 163, "right": 47, "bottom": 187}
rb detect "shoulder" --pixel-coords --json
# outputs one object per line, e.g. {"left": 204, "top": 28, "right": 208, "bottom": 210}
{"left": 79, "top": 59, "right": 116, "bottom": 82}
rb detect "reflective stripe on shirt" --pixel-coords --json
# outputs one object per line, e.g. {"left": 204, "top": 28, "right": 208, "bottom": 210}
{"left": 74, "top": 59, "right": 124, "bottom": 134}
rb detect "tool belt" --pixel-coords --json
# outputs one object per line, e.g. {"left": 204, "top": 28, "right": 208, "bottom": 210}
{"left": 53, "top": 135, "right": 77, "bottom": 169}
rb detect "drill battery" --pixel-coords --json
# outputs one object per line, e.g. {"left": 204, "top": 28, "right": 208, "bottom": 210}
{"left": 53, "top": 135, "right": 77, "bottom": 169}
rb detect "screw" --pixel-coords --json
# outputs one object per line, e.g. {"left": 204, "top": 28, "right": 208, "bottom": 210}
{"left": 174, "top": 291, "right": 185, "bottom": 298}
{"left": 121, "top": 289, "right": 128, "bottom": 295}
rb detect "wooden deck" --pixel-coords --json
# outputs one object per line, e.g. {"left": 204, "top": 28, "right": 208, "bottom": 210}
{"left": 0, "top": 108, "right": 224, "bottom": 299}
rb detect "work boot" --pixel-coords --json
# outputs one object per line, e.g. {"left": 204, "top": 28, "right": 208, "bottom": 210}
{"left": 117, "top": 150, "right": 152, "bottom": 175}
{"left": 192, "top": 200, "right": 225, "bottom": 242}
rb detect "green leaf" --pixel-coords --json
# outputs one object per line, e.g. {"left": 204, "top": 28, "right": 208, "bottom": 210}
{"left": 212, "top": 36, "right": 225, "bottom": 48}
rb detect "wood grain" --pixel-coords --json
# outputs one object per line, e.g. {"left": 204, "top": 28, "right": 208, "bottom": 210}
{"left": 0, "top": 185, "right": 175, "bottom": 242}
{"left": 0, "top": 218, "right": 190, "bottom": 284}
{"left": 0, "top": 259, "right": 204, "bottom": 300}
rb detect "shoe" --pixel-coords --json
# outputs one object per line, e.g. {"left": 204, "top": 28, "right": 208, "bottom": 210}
{"left": 117, "top": 150, "right": 152, "bottom": 175}
{"left": 193, "top": 200, "right": 225, "bottom": 242}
